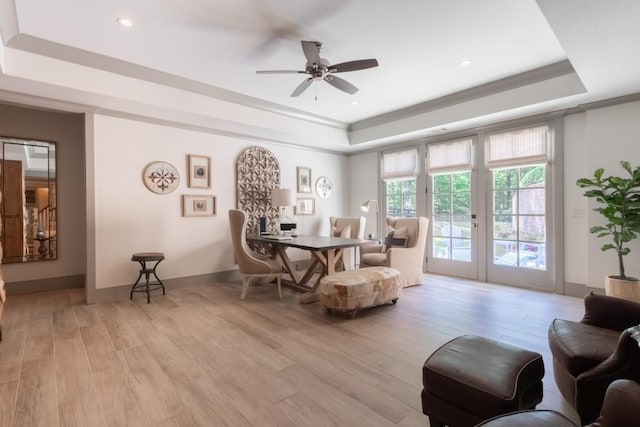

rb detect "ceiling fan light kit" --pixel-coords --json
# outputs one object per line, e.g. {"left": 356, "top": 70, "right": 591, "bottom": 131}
{"left": 256, "top": 40, "right": 378, "bottom": 97}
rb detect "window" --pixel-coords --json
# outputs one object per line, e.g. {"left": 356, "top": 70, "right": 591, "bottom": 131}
{"left": 487, "top": 125, "right": 549, "bottom": 270}
{"left": 383, "top": 149, "right": 418, "bottom": 218}
{"left": 386, "top": 179, "right": 416, "bottom": 217}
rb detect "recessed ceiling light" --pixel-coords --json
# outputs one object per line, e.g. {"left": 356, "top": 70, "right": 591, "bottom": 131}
{"left": 116, "top": 17, "right": 133, "bottom": 27}
{"left": 460, "top": 59, "right": 472, "bottom": 67}
{"left": 351, "top": 101, "right": 358, "bottom": 105}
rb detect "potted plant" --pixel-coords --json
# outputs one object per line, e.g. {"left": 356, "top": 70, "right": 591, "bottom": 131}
{"left": 577, "top": 160, "right": 640, "bottom": 300}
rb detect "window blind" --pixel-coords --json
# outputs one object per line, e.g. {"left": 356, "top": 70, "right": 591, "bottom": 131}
{"left": 427, "top": 138, "right": 473, "bottom": 174}
{"left": 486, "top": 125, "right": 549, "bottom": 169}
{"left": 382, "top": 149, "right": 419, "bottom": 181}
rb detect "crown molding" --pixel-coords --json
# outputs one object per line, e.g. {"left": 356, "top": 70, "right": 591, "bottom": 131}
{"left": 349, "top": 60, "right": 576, "bottom": 133}
{"left": 6, "top": 33, "right": 348, "bottom": 130}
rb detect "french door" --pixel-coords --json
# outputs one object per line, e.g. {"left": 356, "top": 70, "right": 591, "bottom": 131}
{"left": 426, "top": 138, "right": 479, "bottom": 280}
{"left": 484, "top": 125, "right": 553, "bottom": 290}
{"left": 425, "top": 125, "right": 555, "bottom": 290}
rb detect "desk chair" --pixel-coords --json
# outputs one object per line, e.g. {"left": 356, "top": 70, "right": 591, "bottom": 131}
{"left": 229, "top": 209, "right": 283, "bottom": 300}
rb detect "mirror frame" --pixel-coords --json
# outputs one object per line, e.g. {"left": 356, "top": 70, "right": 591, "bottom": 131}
{"left": 0, "top": 136, "right": 57, "bottom": 263}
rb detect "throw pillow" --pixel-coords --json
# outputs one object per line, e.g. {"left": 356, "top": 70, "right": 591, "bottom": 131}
{"left": 383, "top": 226, "right": 408, "bottom": 251}
{"left": 333, "top": 224, "right": 352, "bottom": 238}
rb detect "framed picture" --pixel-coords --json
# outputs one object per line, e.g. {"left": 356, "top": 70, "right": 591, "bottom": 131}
{"left": 297, "top": 166, "right": 312, "bottom": 193}
{"left": 294, "top": 197, "right": 315, "bottom": 215}
{"left": 188, "top": 154, "right": 211, "bottom": 189}
{"left": 182, "top": 195, "right": 216, "bottom": 217}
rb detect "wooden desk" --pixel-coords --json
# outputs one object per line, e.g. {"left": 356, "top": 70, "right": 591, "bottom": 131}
{"left": 247, "top": 235, "right": 368, "bottom": 303}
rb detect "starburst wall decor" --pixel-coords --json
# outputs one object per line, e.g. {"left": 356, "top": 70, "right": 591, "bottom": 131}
{"left": 143, "top": 161, "right": 180, "bottom": 194}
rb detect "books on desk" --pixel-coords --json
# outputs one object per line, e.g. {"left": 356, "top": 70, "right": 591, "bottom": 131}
{"left": 262, "top": 235, "right": 294, "bottom": 241}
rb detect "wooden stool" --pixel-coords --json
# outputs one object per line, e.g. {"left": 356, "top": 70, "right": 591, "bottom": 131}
{"left": 130, "top": 252, "right": 165, "bottom": 303}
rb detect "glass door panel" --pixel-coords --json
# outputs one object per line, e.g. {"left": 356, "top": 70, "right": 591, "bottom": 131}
{"left": 487, "top": 164, "right": 552, "bottom": 289}
{"left": 428, "top": 171, "right": 477, "bottom": 278}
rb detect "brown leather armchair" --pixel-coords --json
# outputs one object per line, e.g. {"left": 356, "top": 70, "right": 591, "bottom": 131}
{"left": 548, "top": 293, "right": 640, "bottom": 424}
{"left": 475, "top": 378, "right": 640, "bottom": 426}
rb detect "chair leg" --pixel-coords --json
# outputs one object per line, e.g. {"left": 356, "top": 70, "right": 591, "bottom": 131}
{"left": 276, "top": 275, "right": 282, "bottom": 300}
{"left": 240, "top": 276, "right": 250, "bottom": 300}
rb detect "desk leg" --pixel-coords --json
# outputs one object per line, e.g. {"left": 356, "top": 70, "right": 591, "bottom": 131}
{"left": 299, "top": 248, "right": 344, "bottom": 304}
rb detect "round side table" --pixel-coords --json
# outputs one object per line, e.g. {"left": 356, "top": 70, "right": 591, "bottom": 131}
{"left": 130, "top": 252, "right": 165, "bottom": 303}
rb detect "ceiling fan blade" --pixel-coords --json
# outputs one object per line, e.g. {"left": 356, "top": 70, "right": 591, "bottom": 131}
{"left": 324, "top": 75, "right": 358, "bottom": 95}
{"left": 291, "top": 78, "right": 313, "bottom": 97}
{"left": 256, "top": 70, "right": 307, "bottom": 74}
{"left": 330, "top": 59, "right": 379, "bottom": 73}
{"left": 301, "top": 40, "right": 322, "bottom": 65}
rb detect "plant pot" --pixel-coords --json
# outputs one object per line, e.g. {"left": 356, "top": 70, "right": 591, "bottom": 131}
{"left": 605, "top": 276, "right": 640, "bottom": 303}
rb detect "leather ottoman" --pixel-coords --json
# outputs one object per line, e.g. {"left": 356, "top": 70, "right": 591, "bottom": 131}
{"left": 421, "top": 335, "right": 544, "bottom": 427}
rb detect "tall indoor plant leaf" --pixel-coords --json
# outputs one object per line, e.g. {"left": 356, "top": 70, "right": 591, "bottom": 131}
{"left": 576, "top": 161, "right": 640, "bottom": 280}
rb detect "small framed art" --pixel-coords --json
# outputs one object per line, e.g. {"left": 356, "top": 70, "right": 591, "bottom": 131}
{"left": 188, "top": 154, "right": 211, "bottom": 189}
{"left": 294, "top": 197, "right": 315, "bottom": 215}
{"left": 297, "top": 166, "right": 312, "bottom": 193}
{"left": 182, "top": 195, "right": 216, "bottom": 217}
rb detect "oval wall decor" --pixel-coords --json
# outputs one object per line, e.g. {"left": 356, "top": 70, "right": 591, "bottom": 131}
{"left": 143, "top": 161, "right": 180, "bottom": 194}
{"left": 315, "top": 176, "right": 333, "bottom": 199}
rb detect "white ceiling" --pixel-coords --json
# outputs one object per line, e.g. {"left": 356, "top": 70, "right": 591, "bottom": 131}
{"left": 1, "top": 0, "right": 640, "bottom": 151}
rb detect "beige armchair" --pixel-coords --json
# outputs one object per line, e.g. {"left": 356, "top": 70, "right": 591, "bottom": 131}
{"left": 360, "top": 216, "right": 429, "bottom": 287}
{"left": 329, "top": 216, "right": 366, "bottom": 270}
{"left": 228, "top": 209, "right": 282, "bottom": 300}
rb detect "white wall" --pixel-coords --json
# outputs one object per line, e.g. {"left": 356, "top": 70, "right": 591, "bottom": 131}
{"left": 348, "top": 151, "right": 380, "bottom": 238}
{"left": 90, "top": 114, "right": 349, "bottom": 290}
{"left": 566, "top": 101, "right": 640, "bottom": 288}
{"left": 563, "top": 112, "right": 588, "bottom": 286}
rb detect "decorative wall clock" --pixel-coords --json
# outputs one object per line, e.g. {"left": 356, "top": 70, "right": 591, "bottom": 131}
{"left": 143, "top": 161, "right": 180, "bottom": 194}
{"left": 315, "top": 176, "right": 333, "bottom": 199}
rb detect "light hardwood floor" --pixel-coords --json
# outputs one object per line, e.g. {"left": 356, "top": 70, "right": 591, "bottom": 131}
{"left": 0, "top": 274, "right": 586, "bottom": 427}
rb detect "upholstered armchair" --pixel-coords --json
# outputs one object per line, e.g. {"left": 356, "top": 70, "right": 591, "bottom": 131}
{"left": 329, "top": 216, "right": 366, "bottom": 270}
{"left": 548, "top": 293, "right": 640, "bottom": 424}
{"left": 359, "top": 216, "right": 429, "bottom": 287}
{"left": 228, "top": 209, "right": 282, "bottom": 300}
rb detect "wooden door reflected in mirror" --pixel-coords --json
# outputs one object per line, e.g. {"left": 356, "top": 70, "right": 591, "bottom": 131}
{"left": 0, "top": 137, "right": 57, "bottom": 263}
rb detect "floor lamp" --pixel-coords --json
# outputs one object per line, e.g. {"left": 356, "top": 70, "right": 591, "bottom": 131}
{"left": 360, "top": 199, "right": 380, "bottom": 240}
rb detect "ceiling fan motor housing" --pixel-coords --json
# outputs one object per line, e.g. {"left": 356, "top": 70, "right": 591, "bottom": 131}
{"left": 306, "top": 58, "right": 331, "bottom": 79}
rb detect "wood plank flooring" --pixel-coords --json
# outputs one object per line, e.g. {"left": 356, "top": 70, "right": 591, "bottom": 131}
{"left": 0, "top": 274, "right": 585, "bottom": 426}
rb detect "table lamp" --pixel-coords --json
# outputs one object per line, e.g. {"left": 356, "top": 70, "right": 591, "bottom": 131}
{"left": 271, "top": 188, "right": 294, "bottom": 229}
{"left": 360, "top": 199, "right": 380, "bottom": 239}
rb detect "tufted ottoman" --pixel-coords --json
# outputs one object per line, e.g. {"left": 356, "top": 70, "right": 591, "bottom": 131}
{"left": 319, "top": 267, "right": 402, "bottom": 318}
{"left": 421, "top": 335, "right": 544, "bottom": 427}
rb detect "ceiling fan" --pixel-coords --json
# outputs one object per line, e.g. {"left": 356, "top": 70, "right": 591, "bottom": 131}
{"left": 256, "top": 40, "right": 379, "bottom": 97}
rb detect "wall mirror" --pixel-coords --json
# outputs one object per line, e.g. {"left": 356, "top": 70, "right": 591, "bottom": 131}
{"left": 0, "top": 136, "right": 57, "bottom": 263}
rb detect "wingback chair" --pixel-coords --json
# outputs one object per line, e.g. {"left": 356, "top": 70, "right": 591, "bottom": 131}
{"left": 329, "top": 216, "right": 366, "bottom": 270}
{"left": 228, "top": 209, "right": 282, "bottom": 300}
{"left": 359, "top": 216, "right": 429, "bottom": 287}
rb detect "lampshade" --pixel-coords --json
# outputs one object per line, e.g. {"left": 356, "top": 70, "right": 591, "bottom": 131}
{"left": 271, "top": 188, "right": 293, "bottom": 207}
{"left": 360, "top": 199, "right": 377, "bottom": 212}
